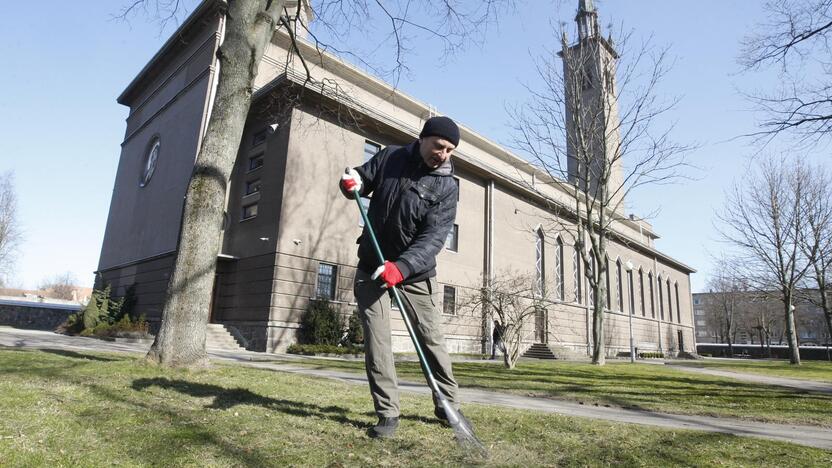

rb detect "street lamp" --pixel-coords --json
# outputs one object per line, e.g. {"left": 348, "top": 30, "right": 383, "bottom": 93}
{"left": 625, "top": 260, "right": 635, "bottom": 363}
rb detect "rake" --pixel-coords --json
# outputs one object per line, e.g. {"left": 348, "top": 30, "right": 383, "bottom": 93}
{"left": 348, "top": 174, "right": 486, "bottom": 455}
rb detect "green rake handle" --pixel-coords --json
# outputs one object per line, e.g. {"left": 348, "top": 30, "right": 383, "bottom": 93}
{"left": 350, "top": 184, "right": 460, "bottom": 426}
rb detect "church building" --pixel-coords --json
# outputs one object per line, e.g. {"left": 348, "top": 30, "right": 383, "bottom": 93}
{"left": 97, "top": 0, "right": 696, "bottom": 356}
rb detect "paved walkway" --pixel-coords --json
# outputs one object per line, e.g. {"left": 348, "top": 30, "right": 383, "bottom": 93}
{"left": 662, "top": 362, "right": 832, "bottom": 394}
{"left": 2, "top": 327, "right": 832, "bottom": 451}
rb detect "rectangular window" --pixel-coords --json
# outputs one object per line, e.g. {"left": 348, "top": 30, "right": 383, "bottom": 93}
{"left": 244, "top": 179, "right": 261, "bottom": 196}
{"left": 453, "top": 177, "right": 460, "bottom": 201}
{"left": 248, "top": 153, "right": 264, "bottom": 172}
{"left": 364, "top": 140, "right": 380, "bottom": 161}
{"left": 242, "top": 203, "right": 258, "bottom": 220}
{"left": 315, "top": 263, "right": 337, "bottom": 300}
{"left": 252, "top": 129, "right": 268, "bottom": 147}
{"left": 443, "top": 285, "right": 456, "bottom": 315}
{"left": 667, "top": 281, "right": 673, "bottom": 322}
{"left": 445, "top": 224, "right": 459, "bottom": 251}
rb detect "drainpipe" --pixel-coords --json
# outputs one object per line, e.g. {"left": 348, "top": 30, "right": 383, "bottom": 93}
{"left": 483, "top": 180, "right": 495, "bottom": 354}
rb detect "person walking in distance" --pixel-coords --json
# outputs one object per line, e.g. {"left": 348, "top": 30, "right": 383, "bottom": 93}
{"left": 339, "top": 116, "right": 471, "bottom": 439}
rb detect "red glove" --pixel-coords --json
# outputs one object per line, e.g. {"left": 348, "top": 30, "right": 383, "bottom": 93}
{"left": 372, "top": 261, "right": 404, "bottom": 288}
{"left": 340, "top": 168, "right": 363, "bottom": 195}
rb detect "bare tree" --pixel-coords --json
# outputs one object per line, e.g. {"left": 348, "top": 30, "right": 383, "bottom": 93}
{"left": 717, "top": 156, "right": 812, "bottom": 364}
{"left": 39, "top": 272, "right": 79, "bottom": 301}
{"left": 123, "top": 0, "right": 512, "bottom": 368}
{"left": 461, "top": 271, "right": 548, "bottom": 369}
{"left": 740, "top": 0, "right": 832, "bottom": 145}
{"left": 0, "top": 172, "right": 21, "bottom": 287}
{"left": 704, "top": 258, "right": 748, "bottom": 357}
{"left": 509, "top": 7, "right": 692, "bottom": 365}
{"left": 798, "top": 164, "right": 832, "bottom": 344}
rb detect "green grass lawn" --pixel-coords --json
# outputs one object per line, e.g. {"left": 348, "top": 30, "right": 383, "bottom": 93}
{"left": 0, "top": 348, "right": 830, "bottom": 467}
{"left": 668, "top": 359, "right": 832, "bottom": 383}
{"left": 266, "top": 356, "right": 832, "bottom": 427}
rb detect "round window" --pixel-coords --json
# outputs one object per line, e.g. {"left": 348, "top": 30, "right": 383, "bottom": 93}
{"left": 140, "top": 138, "right": 160, "bottom": 187}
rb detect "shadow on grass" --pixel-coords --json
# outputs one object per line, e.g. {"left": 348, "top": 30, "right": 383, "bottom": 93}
{"left": 132, "top": 377, "right": 368, "bottom": 427}
{"left": 40, "top": 349, "right": 122, "bottom": 362}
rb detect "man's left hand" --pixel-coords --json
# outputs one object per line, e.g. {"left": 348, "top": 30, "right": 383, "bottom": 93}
{"left": 372, "top": 261, "right": 404, "bottom": 288}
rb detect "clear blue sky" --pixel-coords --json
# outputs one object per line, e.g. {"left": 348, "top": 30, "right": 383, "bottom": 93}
{"left": 0, "top": 1, "right": 825, "bottom": 292}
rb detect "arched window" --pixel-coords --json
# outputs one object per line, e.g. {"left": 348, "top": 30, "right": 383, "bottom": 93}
{"left": 675, "top": 282, "right": 681, "bottom": 323}
{"left": 657, "top": 275, "right": 665, "bottom": 321}
{"left": 573, "top": 244, "right": 582, "bottom": 304}
{"left": 638, "top": 268, "right": 645, "bottom": 316}
{"left": 554, "top": 237, "right": 564, "bottom": 300}
{"left": 605, "top": 256, "right": 611, "bottom": 310}
{"left": 616, "top": 259, "right": 624, "bottom": 312}
{"left": 535, "top": 229, "right": 545, "bottom": 297}
{"left": 667, "top": 279, "right": 673, "bottom": 323}
{"left": 588, "top": 250, "right": 596, "bottom": 308}
{"left": 648, "top": 271, "right": 655, "bottom": 318}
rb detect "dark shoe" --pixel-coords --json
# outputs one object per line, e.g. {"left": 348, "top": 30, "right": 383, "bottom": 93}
{"left": 434, "top": 407, "right": 472, "bottom": 428}
{"left": 369, "top": 416, "right": 399, "bottom": 439}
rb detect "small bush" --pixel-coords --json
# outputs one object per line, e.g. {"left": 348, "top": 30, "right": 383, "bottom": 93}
{"left": 287, "top": 344, "right": 363, "bottom": 355}
{"left": 298, "top": 300, "right": 344, "bottom": 345}
{"left": 346, "top": 311, "right": 363, "bottom": 345}
{"left": 638, "top": 352, "right": 665, "bottom": 359}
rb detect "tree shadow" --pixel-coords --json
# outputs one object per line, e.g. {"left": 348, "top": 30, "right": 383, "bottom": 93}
{"left": 132, "top": 377, "right": 367, "bottom": 427}
{"left": 40, "top": 349, "right": 122, "bottom": 362}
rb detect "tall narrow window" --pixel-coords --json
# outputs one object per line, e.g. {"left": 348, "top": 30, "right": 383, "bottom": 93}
{"left": 573, "top": 244, "right": 582, "bottom": 304}
{"left": 315, "top": 263, "right": 338, "bottom": 300}
{"left": 638, "top": 269, "right": 646, "bottom": 317}
{"left": 445, "top": 224, "right": 459, "bottom": 251}
{"left": 648, "top": 271, "right": 655, "bottom": 318}
{"left": 443, "top": 286, "right": 457, "bottom": 315}
{"left": 627, "top": 269, "right": 635, "bottom": 315}
{"left": 675, "top": 283, "right": 682, "bottom": 323}
{"left": 588, "top": 251, "right": 596, "bottom": 308}
{"left": 616, "top": 259, "right": 623, "bottom": 312}
{"left": 667, "top": 279, "right": 673, "bottom": 323}
{"left": 658, "top": 275, "right": 665, "bottom": 321}
{"left": 554, "top": 237, "right": 564, "bottom": 300}
{"left": 358, "top": 141, "right": 380, "bottom": 227}
{"left": 535, "top": 229, "right": 545, "bottom": 297}
{"left": 605, "top": 257, "right": 611, "bottom": 309}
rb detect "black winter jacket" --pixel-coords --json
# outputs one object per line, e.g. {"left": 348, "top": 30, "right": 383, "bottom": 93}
{"left": 349, "top": 141, "right": 458, "bottom": 284}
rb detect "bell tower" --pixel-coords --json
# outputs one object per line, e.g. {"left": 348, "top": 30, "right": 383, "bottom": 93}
{"left": 563, "top": 0, "right": 624, "bottom": 212}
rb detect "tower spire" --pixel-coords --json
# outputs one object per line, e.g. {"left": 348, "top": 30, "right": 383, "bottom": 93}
{"left": 575, "top": 0, "right": 598, "bottom": 40}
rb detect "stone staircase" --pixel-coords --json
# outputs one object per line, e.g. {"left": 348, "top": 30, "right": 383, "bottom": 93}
{"left": 521, "top": 343, "right": 557, "bottom": 360}
{"left": 521, "top": 343, "right": 588, "bottom": 361}
{"left": 206, "top": 323, "right": 247, "bottom": 351}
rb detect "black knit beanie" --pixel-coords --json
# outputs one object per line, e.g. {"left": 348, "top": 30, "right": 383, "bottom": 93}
{"left": 419, "top": 116, "right": 460, "bottom": 147}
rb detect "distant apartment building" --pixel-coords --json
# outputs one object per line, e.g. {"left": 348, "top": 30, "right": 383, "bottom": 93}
{"left": 692, "top": 291, "right": 830, "bottom": 346}
{"left": 96, "top": 0, "right": 696, "bottom": 356}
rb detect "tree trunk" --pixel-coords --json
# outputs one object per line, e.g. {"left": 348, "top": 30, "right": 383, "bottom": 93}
{"left": 591, "top": 283, "right": 605, "bottom": 365}
{"left": 784, "top": 292, "right": 801, "bottom": 365}
{"left": 146, "top": 0, "right": 285, "bottom": 368}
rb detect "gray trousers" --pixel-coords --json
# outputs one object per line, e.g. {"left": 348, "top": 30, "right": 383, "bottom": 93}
{"left": 354, "top": 269, "right": 458, "bottom": 418}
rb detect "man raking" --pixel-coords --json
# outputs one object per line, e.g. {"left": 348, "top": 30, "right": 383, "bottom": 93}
{"left": 338, "top": 116, "right": 474, "bottom": 441}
